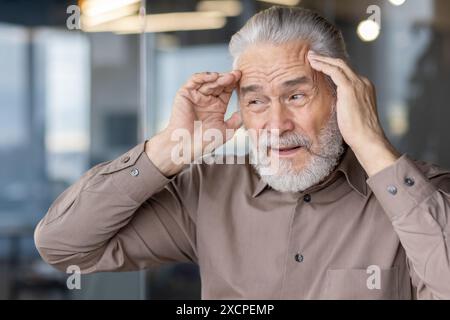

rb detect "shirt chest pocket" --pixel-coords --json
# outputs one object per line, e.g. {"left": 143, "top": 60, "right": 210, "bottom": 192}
{"left": 324, "top": 268, "right": 399, "bottom": 300}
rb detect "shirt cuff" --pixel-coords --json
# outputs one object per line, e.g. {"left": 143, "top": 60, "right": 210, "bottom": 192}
{"left": 366, "top": 154, "right": 437, "bottom": 220}
{"left": 100, "top": 142, "right": 172, "bottom": 203}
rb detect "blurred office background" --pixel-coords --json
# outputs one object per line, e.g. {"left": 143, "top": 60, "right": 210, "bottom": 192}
{"left": 0, "top": 0, "right": 449, "bottom": 299}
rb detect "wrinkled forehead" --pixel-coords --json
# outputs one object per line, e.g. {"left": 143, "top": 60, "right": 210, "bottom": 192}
{"left": 237, "top": 41, "right": 314, "bottom": 87}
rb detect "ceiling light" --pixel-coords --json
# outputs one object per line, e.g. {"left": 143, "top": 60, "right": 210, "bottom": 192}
{"left": 197, "top": 0, "right": 243, "bottom": 17}
{"left": 82, "top": 3, "right": 139, "bottom": 27}
{"left": 257, "top": 0, "right": 301, "bottom": 6}
{"left": 82, "top": 11, "right": 227, "bottom": 33}
{"left": 357, "top": 19, "right": 380, "bottom": 42}
{"left": 81, "top": 0, "right": 140, "bottom": 17}
{"left": 389, "top": 0, "right": 406, "bottom": 6}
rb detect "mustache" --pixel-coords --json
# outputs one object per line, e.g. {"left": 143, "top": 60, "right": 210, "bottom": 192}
{"left": 250, "top": 110, "right": 343, "bottom": 162}
{"left": 258, "top": 131, "right": 313, "bottom": 150}
{"left": 256, "top": 131, "right": 337, "bottom": 160}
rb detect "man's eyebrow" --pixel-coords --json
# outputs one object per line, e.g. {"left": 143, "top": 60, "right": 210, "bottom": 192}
{"left": 240, "top": 76, "right": 313, "bottom": 96}
{"left": 282, "top": 76, "right": 312, "bottom": 88}
{"left": 240, "top": 84, "right": 263, "bottom": 96}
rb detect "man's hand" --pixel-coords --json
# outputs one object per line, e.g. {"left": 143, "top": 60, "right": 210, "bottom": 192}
{"left": 145, "top": 71, "right": 242, "bottom": 176}
{"left": 307, "top": 51, "right": 400, "bottom": 176}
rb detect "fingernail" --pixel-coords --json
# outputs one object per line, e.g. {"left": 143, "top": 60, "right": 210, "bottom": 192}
{"left": 308, "top": 50, "right": 317, "bottom": 56}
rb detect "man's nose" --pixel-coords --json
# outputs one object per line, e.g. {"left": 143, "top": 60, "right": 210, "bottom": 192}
{"left": 265, "top": 101, "right": 295, "bottom": 134}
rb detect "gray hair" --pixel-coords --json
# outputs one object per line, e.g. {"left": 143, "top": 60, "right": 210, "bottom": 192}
{"left": 229, "top": 6, "right": 349, "bottom": 69}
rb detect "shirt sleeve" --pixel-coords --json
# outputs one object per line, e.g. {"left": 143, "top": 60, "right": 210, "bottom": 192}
{"left": 34, "top": 142, "right": 199, "bottom": 274}
{"left": 367, "top": 154, "right": 450, "bottom": 299}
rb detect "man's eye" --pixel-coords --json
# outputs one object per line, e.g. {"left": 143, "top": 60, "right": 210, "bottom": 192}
{"left": 290, "top": 94, "right": 305, "bottom": 100}
{"left": 246, "top": 99, "right": 267, "bottom": 112}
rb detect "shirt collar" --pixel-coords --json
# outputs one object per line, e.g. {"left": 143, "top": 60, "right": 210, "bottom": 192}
{"left": 335, "top": 146, "right": 368, "bottom": 197}
{"left": 251, "top": 146, "right": 368, "bottom": 198}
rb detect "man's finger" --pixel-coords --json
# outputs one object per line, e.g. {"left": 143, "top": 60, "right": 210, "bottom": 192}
{"left": 217, "top": 71, "right": 241, "bottom": 103}
{"left": 198, "top": 72, "right": 239, "bottom": 96}
{"left": 184, "top": 72, "right": 219, "bottom": 90}
{"left": 308, "top": 52, "right": 356, "bottom": 81}
{"left": 218, "top": 86, "right": 235, "bottom": 103}
{"left": 308, "top": 57, "right": 350, "bottom": 88}
{"left": 218, "top": 70, "right": 241, "bottom": 104}
{"left": 198, "top": 74, "right": 229, "bottom": 96}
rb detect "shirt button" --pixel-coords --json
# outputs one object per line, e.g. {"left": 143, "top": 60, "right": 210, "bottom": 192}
{"left": 387, "top": 185, "right": 397, "bottom": 195}
{"left": 303, "top": 194, "right": 311, "bottom": 203}
{"left": 130, "top": 168, "right": 139, "bottom": 177}
{"left": 295, "top": 253, "right": 304, "bottom": 263}
{"left": 404, "top": 177, "right": 415, "bottom": 187}
{"left": 121, "top": 155, "right": 130, "bottom": 163}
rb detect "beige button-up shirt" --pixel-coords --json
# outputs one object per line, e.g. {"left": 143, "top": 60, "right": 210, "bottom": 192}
{"left": 34, "top": 142, "right": 450, "bottom": 299}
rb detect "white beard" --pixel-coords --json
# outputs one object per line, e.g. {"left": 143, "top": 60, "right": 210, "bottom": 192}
{"left": 250, "top": 111, "right": 344, "bottom": 193}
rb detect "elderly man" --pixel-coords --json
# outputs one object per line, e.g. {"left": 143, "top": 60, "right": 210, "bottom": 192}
{"left": 35, "top": 7, "right": 450, "bottom": 299}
